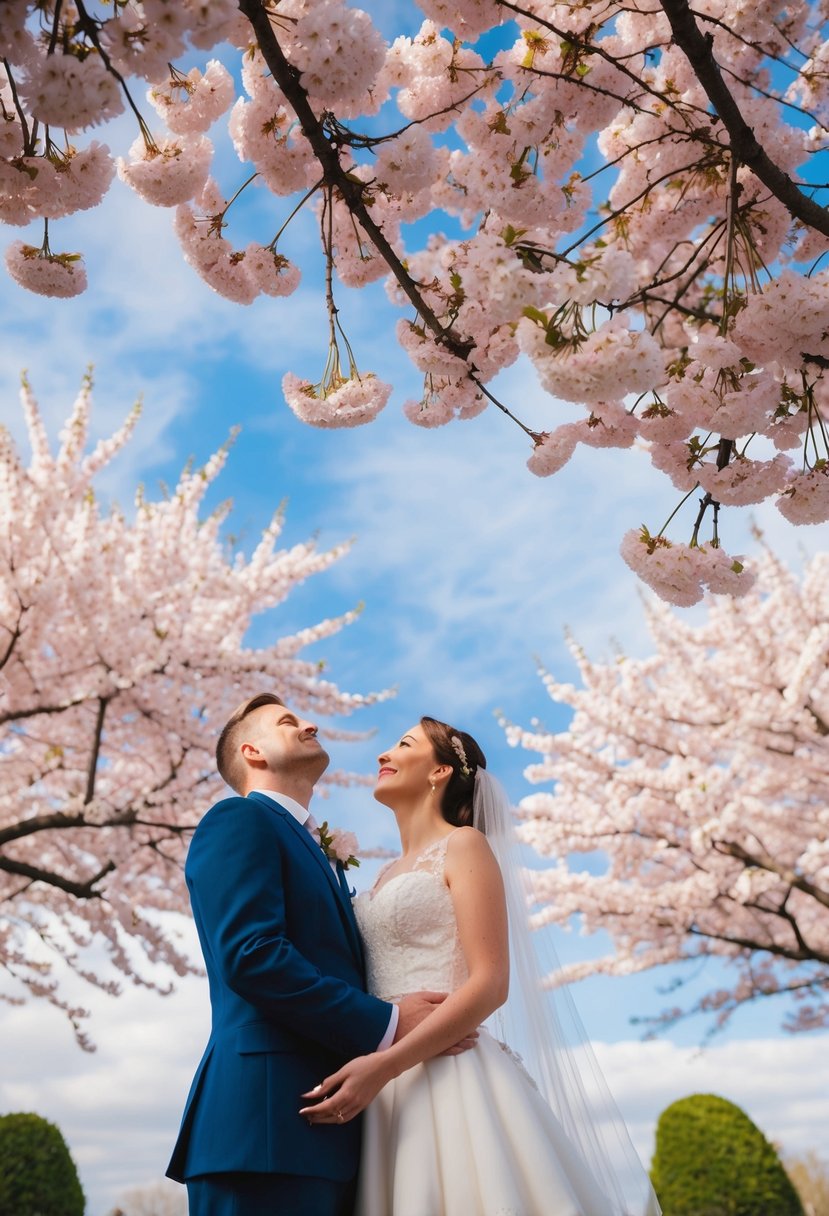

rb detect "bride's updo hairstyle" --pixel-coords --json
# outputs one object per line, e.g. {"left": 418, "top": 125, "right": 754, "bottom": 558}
{"left": 421, "top": 716, "right": 486, "bottom": 828}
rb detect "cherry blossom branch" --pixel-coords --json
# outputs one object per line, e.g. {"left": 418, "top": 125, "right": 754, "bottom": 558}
{"left": 560, "top": 156, "right": 718, "bottom": 258}
{"left": 326, "top": 77, "right": 495, "bottom": 150}
{"left": 720, "top": 840, "right": 829, "bottom": 912}
{"left": 688, "top": 921, "right": 829, "bottom": 966}
{"left": 467, "top": 374, "right": 543, "bottom": 441}
{"left": 270, "top": 177, "right": 323, "bottom": 248}
{"left": 658, "top": 0, "right": 829, "bottom": 237}
{"left": 721, "top": 62, "right": 827, "bottom": 131}
{"left": 238, "top": 0, "right": 474, "bottom": 364}
{"left": 498, "top": 0, "right": 709, "bottom": 126}
{"left": 522, "top": 63, "right": 651, "bottom": 114}
{"left": 73, "top": 0, "right": 156, "bottom": 148}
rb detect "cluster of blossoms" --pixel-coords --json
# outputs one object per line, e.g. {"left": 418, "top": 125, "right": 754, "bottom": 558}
{"left": 175, "top": 178, "right": 302, "bottom": 304}
{"left": 0, "top": 375, "right": 387, "bottom": 1041}
{"left": 1, "top": 1, "right": 829, "bottom": 599}
{"left": 503, "top": 546, "right": 829, "bottom": 1030}
{"left": 620, "top": 528, "right": 755, "bottom": 606}
{"left": 5, "top": 240, "right": 87, "bottom": 297}
{"left": 282, "top": 369, "right": 392, "bottom": 428}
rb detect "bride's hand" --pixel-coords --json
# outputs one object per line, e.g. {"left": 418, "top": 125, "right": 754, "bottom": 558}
{"left": 298, "top": 1054, "right": 393, "bottom": 1124}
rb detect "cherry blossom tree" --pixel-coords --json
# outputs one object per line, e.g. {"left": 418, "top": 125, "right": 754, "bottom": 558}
{"left": 503, "top": 545, "right": 829, "bottom": 1031}
{"left": 0, "top": 373, "right": 385, "bottom": 1047}
{"left": 1, "top": 1, "right": 828, "bottom": 602}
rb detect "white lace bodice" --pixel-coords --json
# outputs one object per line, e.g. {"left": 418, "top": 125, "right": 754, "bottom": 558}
{"left": 353, "top": 833, "right": 469, "bottom": 1002}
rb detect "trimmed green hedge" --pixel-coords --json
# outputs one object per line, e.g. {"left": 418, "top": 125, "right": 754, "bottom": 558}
{"left": 0, "top": 1112, "right": 85, "bottom": 1216}
{"left": 651, "top": 1093, "right": 803, "bottom": 1216}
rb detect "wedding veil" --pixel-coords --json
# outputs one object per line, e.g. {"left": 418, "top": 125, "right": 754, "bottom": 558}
{"left": 473, "top": 767, "right": 661, "bottom": 1216}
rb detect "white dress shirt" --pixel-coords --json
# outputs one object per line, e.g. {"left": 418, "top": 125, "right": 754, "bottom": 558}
{"left": 250, "top": 787, "right": 398, "bottom": 1049}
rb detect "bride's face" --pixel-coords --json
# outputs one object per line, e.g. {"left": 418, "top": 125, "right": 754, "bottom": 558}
{"left": 374, "top": 724, "right": 444, "bottom": 806}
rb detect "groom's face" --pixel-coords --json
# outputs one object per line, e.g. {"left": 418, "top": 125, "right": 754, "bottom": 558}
{"left": 242, "top": 703, "right": 330, "bottom": 779}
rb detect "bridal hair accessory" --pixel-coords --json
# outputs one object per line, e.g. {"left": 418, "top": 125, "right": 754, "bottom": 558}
{"left": 313, "top": 821, "right": 360, "bottom": 870}
{"left": 450, "top": 735, "right": 472, "bottom": 778}
{"left": 473, "top": 769, "right": 661, "bottom": 1216}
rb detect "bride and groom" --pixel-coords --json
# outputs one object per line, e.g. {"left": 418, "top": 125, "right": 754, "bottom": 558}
{"left": 167, "top": 692, "right": 659, "bottom": 1216}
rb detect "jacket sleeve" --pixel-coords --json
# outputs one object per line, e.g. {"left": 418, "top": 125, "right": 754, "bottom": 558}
{"left": 187, "top": 797, "right": 392, "bottom": 1056}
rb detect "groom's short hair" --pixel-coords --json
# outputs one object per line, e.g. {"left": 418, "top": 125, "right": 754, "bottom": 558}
{"left": 216, "top": 693, "right": 284, "bottom": 792}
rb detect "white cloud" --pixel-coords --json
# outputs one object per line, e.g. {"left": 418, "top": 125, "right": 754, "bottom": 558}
{"left": 593, "top": 1035, "right": 829, "bottom": 1168}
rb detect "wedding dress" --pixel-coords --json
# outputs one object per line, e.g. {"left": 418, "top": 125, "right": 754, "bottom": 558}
{"left": 352, "top": 833, "right": 621, "bottom": 1216}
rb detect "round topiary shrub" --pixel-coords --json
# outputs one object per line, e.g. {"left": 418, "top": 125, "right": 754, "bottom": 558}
{"left": 0, "top": 1111, "right": 85, "bottom": 1216}
{"left": 650, "top": 1093, "right": 803, "bottom": 1216}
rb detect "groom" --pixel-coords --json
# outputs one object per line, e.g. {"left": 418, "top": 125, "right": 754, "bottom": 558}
{"left": 167, "top": 693, "right": 446, "bottom": 1215}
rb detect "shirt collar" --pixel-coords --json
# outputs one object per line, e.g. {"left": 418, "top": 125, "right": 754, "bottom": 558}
{"left": 249, "top": 788, "right": 310, "bottom": 826}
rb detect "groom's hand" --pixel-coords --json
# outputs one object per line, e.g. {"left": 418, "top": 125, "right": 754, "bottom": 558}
{"left": 393, "top": 991, "right": 446, "bottom": 1042}
{"left": 393, "top": 992, "right": 479, "bottom": 1054}
{"left": 438, "top": 1029, "right": 479, "bottom": 1056}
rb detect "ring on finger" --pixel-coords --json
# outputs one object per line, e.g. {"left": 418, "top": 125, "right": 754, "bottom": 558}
{"left": 336, "top": 1110, "right": 344, "bottom": 1122}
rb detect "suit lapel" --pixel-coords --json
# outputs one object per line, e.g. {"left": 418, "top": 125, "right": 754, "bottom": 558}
{"left": 247, "top": 792, "right": 364, "bottom": 963}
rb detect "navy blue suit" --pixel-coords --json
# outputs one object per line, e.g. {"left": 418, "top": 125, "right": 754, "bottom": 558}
{"left": 167, "top": 791, "right": 391, "bottom": 1211}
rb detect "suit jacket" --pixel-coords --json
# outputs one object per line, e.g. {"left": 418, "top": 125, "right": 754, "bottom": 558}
{"left": 166, "top": 791, "right": 392, "bottom": 1183}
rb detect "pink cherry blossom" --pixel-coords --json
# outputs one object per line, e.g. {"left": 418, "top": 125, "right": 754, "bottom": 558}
{"left": 506, "top": 545, "right": 829, "bottom": 1029}
{"left": 403, "top": 376, "right": 487, "bottom": 427}
{"left": 117, "top": 133, "right": 212, "bottom": 207}
{"left": 291, "top": 0, "right": 386, "bottom": 117}
{"left": 228, "top": 86, "right": 317, "bottom": 197}
{"left": 148, "top": 60, "right": 235, "bottom": 134}
{"left": 244, "top": 244, "right": 301, "bottom": 297}
{"left": 19, "top": 49, "right": 124, "bottom": 131}
{"left": 619, "top": 528, "right": 705, "bottom": 606}
{"left": 696, "top": 453, "right": 792, "bottom": 505}
{"left": 776, "top": 465, "right": 829, "bottom": 523}
{"left": 5, "top": 240, "right": 87, "bottom": 298}
{"left": 283, "top": 370, "right": 392, "bottom": 428}
{"left": 527, "top": 424, "right": 580, "bottom": 477}
{"left": 0, "top": 155, "right": 59, "bottom": 225}
{"left": 44, "top": 142, "right": 116, "bottom": 219}
{"left": 0, "top": 374, "right": 387, "bottom": 1042}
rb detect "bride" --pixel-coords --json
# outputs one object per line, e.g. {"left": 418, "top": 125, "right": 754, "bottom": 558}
{"left": 300, "top": 716, "right": 660, "bottom": 1216}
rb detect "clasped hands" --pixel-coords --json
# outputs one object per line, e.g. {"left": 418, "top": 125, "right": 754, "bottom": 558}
{"left": 299, "top": 990, "right": 478, "bottom": 1125}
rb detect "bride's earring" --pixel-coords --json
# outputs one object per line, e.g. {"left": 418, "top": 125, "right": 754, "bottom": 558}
{"left": 429, "top": 781, "right": 436, "bottom": 794}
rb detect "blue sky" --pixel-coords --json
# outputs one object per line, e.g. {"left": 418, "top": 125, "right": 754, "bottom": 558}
{"left": 1, "top": 7, "right": 828, "bottom": 1211}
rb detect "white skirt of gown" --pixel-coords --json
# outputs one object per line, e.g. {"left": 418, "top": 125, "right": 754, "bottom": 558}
{"left": 355, "top": 1027, "right": 613, "bottom": 1216}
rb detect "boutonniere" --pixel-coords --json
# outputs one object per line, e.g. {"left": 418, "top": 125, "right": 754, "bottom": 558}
{"left": 315, "top": 821, "right": 361, "bottom": 871}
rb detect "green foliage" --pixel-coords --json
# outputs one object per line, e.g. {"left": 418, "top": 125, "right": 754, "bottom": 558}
{"left": 0, "top": 1112, "right": 85, "bottom": 1216}
{"left": 651, "top": 1093, "right": 804, "bottom": 1216}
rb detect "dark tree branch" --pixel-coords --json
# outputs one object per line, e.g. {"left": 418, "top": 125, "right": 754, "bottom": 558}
{"left": 0, "top": 810, "right": 86, "bottom": 848}
{"left": 658, "top": 0, "right": 829, "bottom": 237}
{"left": 0, "top": 855, "right": 115, "bottom": 899}
{"left": 0, "top": 697, "right": 88, "bottom": 726}
{"left": 0, "top": 611, "right": 23, "bottom": 671}
{"left": 84, "top": 695, "right": 108, "bottom": 805}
